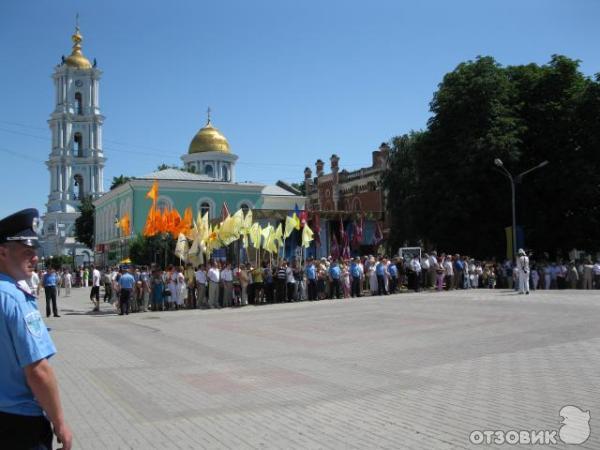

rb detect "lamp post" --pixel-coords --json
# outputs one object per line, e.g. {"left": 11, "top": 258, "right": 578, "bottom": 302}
{"left": 494, "top": 158, "right": 549, "bottom": 261}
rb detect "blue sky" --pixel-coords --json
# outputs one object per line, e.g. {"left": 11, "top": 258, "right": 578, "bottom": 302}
{"left": 0, "top": 0, "right": 599, "bottom": 219}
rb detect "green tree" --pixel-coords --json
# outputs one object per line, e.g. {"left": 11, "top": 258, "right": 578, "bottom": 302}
{"left": 384, "top": 55, "right": 600, "bottom": 257}
{"left": 129, "top": 233, "right": 176, "bottom": 267}
{"left": 110, "top": 175, "right": 132, "bottom": 190}
{"left": 74, "top": 195, "right": 95, "bottom": 249}
{"left": 290, "top": 182, "right": 306, "bottom": 196}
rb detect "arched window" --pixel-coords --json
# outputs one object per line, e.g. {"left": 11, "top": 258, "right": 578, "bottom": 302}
{"left": 200, "top": 202, "right": 210, "bottom": 218}
{"left": 240, "top": 203, "right": 249, "bottom": 214}
{"left": 75, "top": 92, "right": 83, "bottom": 115}
{"left": 73, "top": 174, "right": 84, "bottom": 200}
{"left": 188, "top": 164, "right": 196, "bottom": 173}
{"left": 222, "top": 166, "right": 229, "bottom": 181}
{"left": 353, "top": 198, "right": 362, "bottom": 212}
{"left": 157, "top": 196, "right": 173, "bottom": 211}
{"left": 74, "top": 133, "right": 83, "bottom": 157}
{"left": 204, "top": 164, "right": 214, "bottom": 178}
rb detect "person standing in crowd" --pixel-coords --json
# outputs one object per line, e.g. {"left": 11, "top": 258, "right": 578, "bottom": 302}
{"left": 139, "top": 266, "right": 150, "bottom": 312}
{"left": 55, "top": 269, "right": 62, "bottom": 297}
{"left": 63, "top": 269, "right": 72, "bottom": 297}
{"left": 286, "top": 260, "right": 297, "bottom": 302}
{"left": 409, "top": 255, "right": 422, "bottom": 292}
{"left": 117, "top": 266, "right": 135, "bottom": 315}
{"left": 0, "top": 208, "right": 73, "bottom": 450}
{"left": 90, "top": 264, "right": 101, "bottom": 312}
{"left": 375, "top": 257, "right": 387, "bottom": 296}
{"left": 29, "top": 267, "right": 40, "bottom": 298}
{"left": 102, "top": 268, "right": 112, "bottom": 303}
{"left": 443, "top": 255, "right": 454, "bottom": 290}
{"left": 82, "top": 266, "right": 89, "bottom": 288}
{"left": 221, "top": 262, "right": 234, "bottom": 307}
{"left": 42, "top": 267, "right": 60, "bottom": 318}
{"left": 252, "top": 263, "right": 264, "bottom": 304}
{"left": 567, "top": 261, "right": 579, "bottom": 289}
{"left": 340, "top": 261, "right": 351, "bottom": 298}
{"left": 195, "top": 264, "right": 207, "bottom": 308}
{"left": 207, "top": 261, "right": 220, "bottom": 308}
{"left": 453, "top": 254, "right": 464, "bottom": 289}
{"left": 275, "top": 260, "right": 287, "bottom": 303}
{"left": 237, "top": 263, "right": 249, "bottom": 306}
{"left": 350, "top": 257, "right": 363, "bottom": 298}
{"left": 184, "top": 263, "right": 196, "bottom": 309}
{"left": 434, "top": 256, "right": 446, "bottom": 291}
{"left": 593, "top": 260, "right": 600, "bottom": 289}
{"left": 516, "top": 249, "right": 530, "bottom": 295}
{"left": 175, "top": 266, "right": 186, "bottom": 310}
{"left": 328, "top": 260, "right": 342, "bottom": 299}
{"left": 151, "top": 268, "right": 165, "bottom": 311}
{"left": 306, "top": 258, "right": 317, "bottom": 301}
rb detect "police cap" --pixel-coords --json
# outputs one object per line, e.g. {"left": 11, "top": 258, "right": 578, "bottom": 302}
{"left": 0, "top": 208, "right": 40, "bottom": 248}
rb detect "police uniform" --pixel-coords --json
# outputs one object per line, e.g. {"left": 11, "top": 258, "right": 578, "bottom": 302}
{"left": 0, "top": 209, "right": 57, "bottom": 448}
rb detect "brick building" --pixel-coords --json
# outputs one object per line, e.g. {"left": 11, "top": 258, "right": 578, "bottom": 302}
{"left": 303, "top": 144, "right": 390, "bottom": 257}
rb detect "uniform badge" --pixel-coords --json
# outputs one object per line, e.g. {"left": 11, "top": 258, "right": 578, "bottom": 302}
{"left": 25, "top": 311, "right": 43, "bottom": 337}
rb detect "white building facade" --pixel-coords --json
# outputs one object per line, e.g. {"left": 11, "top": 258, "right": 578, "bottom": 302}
{"left": 40, "top": 25, "right": 105, "bottom": 264}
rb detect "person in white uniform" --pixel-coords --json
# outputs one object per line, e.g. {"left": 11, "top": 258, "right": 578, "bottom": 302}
{"left": 516, "top": 248, "right": 530, "bottom": 295}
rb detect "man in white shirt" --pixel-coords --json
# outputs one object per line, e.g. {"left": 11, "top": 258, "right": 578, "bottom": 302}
{"left": 90, "top": 265, "right": 101, "bottom": 311}
{"left": 516, "top": 249, "right": 530, "bottom": 295}
{"left": 428, "top": 251, "right": 438, "bottom": 289}
{"left": 286, "top": 262, "right": 296, "bottom": 301}
{"left": 220, "top": 262, "right": 234, "bottom": 307}
{"left": 207, "top": 262, "right": 220, "bottom": 309}
{"left": 421, "top": 254, "right": 430, "bottom": 290}
{"left": 593, "top": 260, "right": 600, "bottom": 289}
{"left": 29, "top": 268, "right": 40, "bottom": 297}
{"left": 195, "top": 265, "right": 207, "bottom": 308}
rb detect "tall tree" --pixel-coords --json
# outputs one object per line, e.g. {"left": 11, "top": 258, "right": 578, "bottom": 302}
{"left": 74, "top": 195, "right": 95, "bottom": 249}
{"left": 384, "top": 55, "right": 600, "bottom": 258}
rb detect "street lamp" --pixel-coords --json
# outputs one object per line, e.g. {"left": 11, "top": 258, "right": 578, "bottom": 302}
{"left": 494, "top": 158, "right": 549, "bottom": 261}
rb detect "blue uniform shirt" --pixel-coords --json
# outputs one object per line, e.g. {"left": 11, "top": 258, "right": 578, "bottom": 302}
{"left": 329, "top": 265, "right": 341, "bottom": 280}
{"left": 376, "top": 262, "right": 385, "bottom": 276}
{"left": 43, "top": 272, "right": 57, "bottom": 287}
{"left": 119, "top": 272, "right": 135, "bottom": 289}
{"left": 389, "top": 264, "right": 398, "bottom": 277}
{"left": 306, "top": 265, "right": 316, "bottom": 280}
{"left": 0, "top": 273, "right": 56, "bottom": 416}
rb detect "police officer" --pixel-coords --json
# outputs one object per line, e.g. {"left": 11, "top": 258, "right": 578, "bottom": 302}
{"left": 0, "top": 209, "right": 72, "bottom": 449}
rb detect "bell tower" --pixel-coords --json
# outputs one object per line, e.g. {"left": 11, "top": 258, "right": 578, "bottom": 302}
{"left": 41, "top": 22, "right": 105, "bottom": 260}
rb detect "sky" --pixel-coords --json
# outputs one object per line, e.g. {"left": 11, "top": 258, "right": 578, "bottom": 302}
{"left": 0, "top": 0, "right": 599, "bottom": 219}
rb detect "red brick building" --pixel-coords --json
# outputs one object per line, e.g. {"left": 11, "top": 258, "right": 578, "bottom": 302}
{"left": 303, "top": 144, "right": 391, "bottom": 256}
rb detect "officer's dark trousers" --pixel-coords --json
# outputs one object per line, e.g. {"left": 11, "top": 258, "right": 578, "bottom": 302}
{"left": 275, "top": 279, "right": 286, "bottom": 303}
{"left": 44, "top": 286, "right": 58, "bottom": 317}
{"left": 351, "top": 276, "right": 361, "bottom": 297}
{"left": 331, "top": 279, "right": 341, "bottom": 299}
{"left": 377, "top": 275, "right": 387, "bottom": 296}
{"left": 0, "top": 411, "right": 53, "bottom": 450}
{"left": 120, "top": 288, "right": 131, "bottom": 315}
{"left": 308, "top": 279, "right": 317, "bottom": 300}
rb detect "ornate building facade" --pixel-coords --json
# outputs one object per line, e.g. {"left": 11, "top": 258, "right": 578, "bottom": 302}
{"left": 303, "top": 144, "right": 390, "bottom": 256}
{"left": 40, "top": 25, "right": 105, "bottom": 264}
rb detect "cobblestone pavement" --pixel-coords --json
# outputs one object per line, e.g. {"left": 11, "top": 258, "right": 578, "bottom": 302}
{"left": 39, "top": 288, "right": 600, "bottom": 449}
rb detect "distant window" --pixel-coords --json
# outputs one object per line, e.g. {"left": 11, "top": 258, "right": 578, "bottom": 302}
{"left": 200, "top": 202, "right": 210, "bottom": 218}
{"left": 222, "top": 166, "right": 229, "bottom": 181}
{"left": 240, "top": 203, "right": 249, "bottom": 214}
{"left": 74, "top": 133, "right": 83, "bottom": 157}
{"left": 75, "top": 92, "right": 83, "bottom": 115}
{"left": 189, "top": 164, "right": 196, "bottom": 173}
{"left": 204, "top": 165, "right": 214, "bottom": 178}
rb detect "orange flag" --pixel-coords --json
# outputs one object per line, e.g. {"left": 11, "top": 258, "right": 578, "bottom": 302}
{"left": 181, "top": 207, "right": 193, "bottom": 236}
{"left": 143, "top": 207, "right": 156, "bottom": 237}
{"left": 118, "top": 213, "right": 131, "bottom": 236}
{"left": 146, "top": 180, "right": 159, "bottom": 203}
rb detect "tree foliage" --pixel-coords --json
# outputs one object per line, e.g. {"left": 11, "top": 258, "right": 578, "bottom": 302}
{"left": 110, "top": 175, "right": 132, "bottom": 190}
{"left": 74, "top": 195, "right": 95, "bottom": 249}
{"left": 129, "top": 233, "right": 176, "bottom": 267}
{"left": 384, "top": 55, "right": 600, "bottom": 258}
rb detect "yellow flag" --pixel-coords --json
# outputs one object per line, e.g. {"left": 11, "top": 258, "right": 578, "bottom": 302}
{"left": 174, "top": 233, "right": 189, "bottom": 261}
{"left": 274, "top": 223, "right": 284, "bottom": 248}
{"left": 284, "top": 215, "right": 297, "bottom": 238}
{"left": 302, "top": 223, "right": 314, "bottom": 248}
{"left": 250, "top": 222, "right": 262, "bottom": 248}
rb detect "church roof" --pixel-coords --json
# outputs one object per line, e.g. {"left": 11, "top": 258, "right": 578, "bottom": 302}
{"left": 138, "top": 168, "right": 215, "bottom": 181}
{"left": 260, "top": 185, "right": 298, "bottom": 196}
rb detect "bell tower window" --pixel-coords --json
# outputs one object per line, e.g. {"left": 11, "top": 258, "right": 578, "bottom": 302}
{"left": 222, "top": 166, "right": 229, "bottom": 181}
{"left": 73, "top": 174, "right": 84, "bottom": 200}
{"left": 75, "top": 92, "right": 83, "bottom": 115}
{"left": 74, "top": 133, "right": 83, "bottom": 157}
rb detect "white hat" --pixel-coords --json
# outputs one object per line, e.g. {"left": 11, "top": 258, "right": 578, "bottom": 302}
{"left": 518, "top": 248, "right": 526, "bottom": 255}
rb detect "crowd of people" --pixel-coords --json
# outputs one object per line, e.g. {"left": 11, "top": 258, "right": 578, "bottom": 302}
{"left": 30, "top": 250, "right": 600, "bottom": 315}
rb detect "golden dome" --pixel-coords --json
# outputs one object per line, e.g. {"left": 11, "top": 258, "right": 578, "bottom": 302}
{"left": 188, "top": 115, "right": 231, "bottom": 154}
{"left": 65, "top": 27, "right": 92, "bottom": 69}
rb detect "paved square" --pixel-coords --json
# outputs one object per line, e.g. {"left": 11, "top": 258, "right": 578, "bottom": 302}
{"left": 41, "top": 289, "right": 600, "bottom": 449}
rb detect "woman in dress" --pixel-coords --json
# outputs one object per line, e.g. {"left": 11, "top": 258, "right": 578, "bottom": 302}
{"left": 151, "top": 269, "right": 165, "bottom": 311}
{"left": 165, "top": 265, "right": 176, "bottom": 310}
{"left": 175, "top": 266, "right": 186, "bottom": 310}
{"left": 368, "top": 257, "right": 378, "bottom": 295}
{"left": 341, "top": 262, "right": 351, "bottom": 298}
